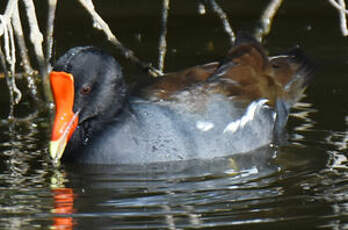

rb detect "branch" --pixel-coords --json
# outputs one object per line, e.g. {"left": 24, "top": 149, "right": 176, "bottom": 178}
{"left": 203, "top": 0, "right": 235, "bottom": 45}
{"left": 255, "top": 0, "right": 283, "bottom": 41}
{"left": 1, "top": 0, "right": 17, "bottom": 35}
{"left": 328, "top": 0, "right": 348, "bottom": 36}
{"left": 21, "top": 0, "right": 46, "bottom": 76}
{"left": 7, "top": 18, "right": 22, "bottom": 104}
{"left": 328, "top": 0, "right": 348, "bottom": 14}
{"left": 158, "top": 0, "right": 169, "bottom": 73}
{"left": 0, "top": 44, "right": 14, "bottom": 118}
{"left": 11, "top": 1, "right": 33, "bottom": 75}
{"left": 338, "top": 0, "right": 348, "bottom": 36}
{"left": 12, "top": 1, "right": 39, "bottom": 100}
{"left": 45, "top": 0, "right": 57, "bottom": 71}
{"left": 0, "top": 0, "right": 22, "bottom": 104}
{"left": 78, "top": 0, "right": 163, "bottom": 77}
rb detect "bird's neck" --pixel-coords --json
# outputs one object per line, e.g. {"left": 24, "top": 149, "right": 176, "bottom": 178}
{"left": 63, "top": 97, "right": 130, "bottom": 162}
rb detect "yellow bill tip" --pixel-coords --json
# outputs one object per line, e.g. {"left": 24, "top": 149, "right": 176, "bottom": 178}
{"left": 49, "top": 135, "right": 68, "bottom": 164}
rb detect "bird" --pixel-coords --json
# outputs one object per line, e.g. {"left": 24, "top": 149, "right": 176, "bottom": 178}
{"left": 49, "top": 34, "right": 313, "bottom": 164}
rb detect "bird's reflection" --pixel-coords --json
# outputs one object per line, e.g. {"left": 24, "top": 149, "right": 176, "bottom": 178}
{"left": 63, "top": 145, "right": 279, "bottom": 188}
{"left": 50, "top": 171, "right": 76, "bottom": 230}
{"left": 50, "top": 143, "right": 332, "bottom": 230}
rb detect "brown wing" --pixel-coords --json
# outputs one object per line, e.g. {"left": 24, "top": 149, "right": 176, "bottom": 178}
{"left": 141, "top": 35, "right": 311, "bottom": 107}
{"left": 141, "top": 62, "right": 219, "bottom": 100}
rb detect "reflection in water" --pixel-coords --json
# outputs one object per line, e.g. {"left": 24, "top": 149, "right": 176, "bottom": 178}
{"left": 51, "top": 171, "right": 75, "bottom": 230}
{"left": 291, "top": 102, "right": 317, "bottom": 132}
{"left": 57, "top": 146, "right": 318, "bottom": 229}
{"left": 325, "top": 116, "right": 348, "bottom": 153}
{"left": 0, "top": 113, "right": 50, "bottom": 229}
{"left": 51, "top": 188, "right": 75, "bottom": 230}
{"left": 62, "top": 147, "right": 280, "bottom": 229}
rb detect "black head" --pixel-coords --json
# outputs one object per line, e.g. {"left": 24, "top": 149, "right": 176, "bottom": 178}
{"left": 50, "top": 47, "right": 128, "bottom": 162}
{"left": 53, "top": 46, "right": 127, "bottom": 124}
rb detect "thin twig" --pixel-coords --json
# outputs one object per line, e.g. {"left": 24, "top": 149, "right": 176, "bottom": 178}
{"left": 8, "top": 17, "right": 22, "bottom": 104}
{"left": 21, "top": 0, "right": 45, "bottom": 76}
{"left": 255, "top": 0, "right": 283, "bottom": 42}
{"left": 328, "top": 0, "right": 348, "bottom": 36}
{"left": 203, "top": 0, "right": 235, "bottom": 45}
{"left": 11, "top": 1, "right": 34, "bottom": 75}
{"left": 21, "top": 0, "right": 52, "bottom": 102}
{"left": 78, "top": 0, "right": 163, "bottom": 77}
{"left": 12, "top": 4, "right": 39, "bottom": 101}
{"left": 39, "top": 0, "right": 58, "bottom": 103}
{"left": 1, "top": 0, "right": 39, "bottom": 104}
{"left": 45, "top": 0, "right": 57, "bottom": 71}
{"left": 328, "top": 0, "right": 348, "bottom": 14}
{"left": 1, "top": 0, "right": 17, "bottom": 34}
{"left": 0, "top": 44, "right": 14, "bottom": 119}
{"left": 338, "top": 0, "right": 348, "bottom": 35}
{"left": 0, "top": 1, "right": 22, "bottom": 104}
{"left": 158, "top": 0, "right": 169, "bottom": 74}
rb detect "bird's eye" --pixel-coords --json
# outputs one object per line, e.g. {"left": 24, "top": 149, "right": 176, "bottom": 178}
{"left": 80, "top": 85, "right": 91, "bottom": 95}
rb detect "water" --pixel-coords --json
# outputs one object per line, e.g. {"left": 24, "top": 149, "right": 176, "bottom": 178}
{"left": 0, "top": 1, "right": 347, "bottom": 229}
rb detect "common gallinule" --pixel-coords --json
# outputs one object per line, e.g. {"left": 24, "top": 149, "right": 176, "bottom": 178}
{"left": 49, "top": 35, "right": 313, "bottom": 164}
